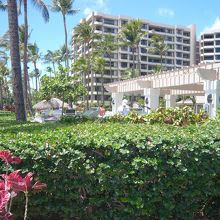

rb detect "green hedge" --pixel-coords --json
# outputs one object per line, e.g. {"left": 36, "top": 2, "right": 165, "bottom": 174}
{"left": 0, "top": 117, "right": 220, "bottom": 219}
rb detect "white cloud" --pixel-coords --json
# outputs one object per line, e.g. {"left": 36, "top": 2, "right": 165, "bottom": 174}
{"left": 202, "top": 17, "right": 220, "bottom": 33}
{"left": 83, "top": 7, "right": 93, "bottom": 16}
{"left": 83, "top": 0, "right": 109, "bottom": 16}
{"left": 157, "top": 8, "right": 175, "bottom": 17}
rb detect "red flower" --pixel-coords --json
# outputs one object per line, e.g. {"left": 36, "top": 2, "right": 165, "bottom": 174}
{"left": 8, "top": 171, "right": 33, "bottom": 192}
{"left": 32, "top": 181, "right": 47, "bottom": 190}
{"left": 0, "top": 190, "right": 10, "bottom": 210}
{"left": 0, "top": 150, "right": 21, "bottom": 165}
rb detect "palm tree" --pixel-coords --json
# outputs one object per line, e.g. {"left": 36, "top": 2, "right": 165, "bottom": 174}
{"left": 74, "top": 20, "right": 98, "bottom": 107}
{"left": 7, "top": 0, "right": 26, "bottom": 121}
{"left": 28, "top": 43, "right": 41, "bottom": 91}
{"left": 0, "top": 0, "right": 6, "bottom": 11}
{"left": 95, "top": 34, "right": 118, "bottom": 82}
{"left": 19, "top": 0, "right": 49, "bottom": 111}
{"left": 44, "top": 50, "right": 57, "bottom": 72}
{"left": 92, "top": 56, "right": 106, "bottom": 105}
{"left": 51, "top": 0, "right": 79, "bottom": 67}
{"left": 120, "top": 19, "right": 145, "bottom": 77}
{"left": 149, "top": 34, "right": 170, "bottom": 72}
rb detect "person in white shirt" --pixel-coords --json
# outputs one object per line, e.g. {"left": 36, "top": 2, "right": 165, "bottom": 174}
{"left": 117, "top": 99, "right": 130, "bottom": 115}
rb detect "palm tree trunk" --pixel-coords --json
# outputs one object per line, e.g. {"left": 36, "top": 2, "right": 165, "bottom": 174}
{"left": 62, "top": 13, "right": 69, "bottom": 68}
{"left": 137, "top": 44, "right": 141, "bottom": 76}
{"left": 34, "top": 62, "right": 38, "bottom": 91}
{"left": 96, "top": 73, "right": 99, "bottom": 106}
{"left": 7, "top": 0, "right": 26, "bottom": 121}
{"left": 52, "top": 62, "right": 55, "bottom": 72}
{"left": 132, "top": 47, "right": 135, "bottom": 77}
{"left": 160, "top": 54, "right": 163, "bottom": 72}
{"left": 23, "top": 0, "right": 29, "bottom": 113}
{"left": 109, "top": 55, "right": 113, "bottom": 82}
{"left": 101, "top": 71, "right": 104, "bottom": 105}
{"left": 0, "top": 79, "right": 3, "bottom": 109}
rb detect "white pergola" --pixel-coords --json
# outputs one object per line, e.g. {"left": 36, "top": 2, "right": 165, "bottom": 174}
{"left": 105, "top": 63, "right": 220, "bottom": 117}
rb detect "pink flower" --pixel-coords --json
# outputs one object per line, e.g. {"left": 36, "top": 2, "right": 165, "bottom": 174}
{"left": 0, "top": 150, "right": 21, "bottom": 165}
{"left": 0, "top": 190, "right": 10, "bottom": 210}
{"left": 8, "top": 171, "right": 33, "bottom": 192}
{"left": 32, "top": 181, "right": 47, "bottom": 190}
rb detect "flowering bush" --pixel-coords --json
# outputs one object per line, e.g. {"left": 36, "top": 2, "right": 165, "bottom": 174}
{"left": 0, "top": 150, "right": 46, "bottom": 220}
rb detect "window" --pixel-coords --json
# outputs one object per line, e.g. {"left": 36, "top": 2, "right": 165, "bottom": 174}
{"left": 141, "top": 40, "right": 147, "bottom": 46}
{"left": 215, "top": 55, "right": 220, "bottom": 60}
{"left": 121, "top": 54, "right": 128, "bottom": 59}
{"left": 176, "top": 60, "right": 182, "bottom": 65}
{"left": 204, "top": 48, "right": 214, "bottom": 53}
{"left": 204, "top": 41, "right": 214, "bottom": 46}
{"left": 176, "top": 44, "right": 182, "bottom": 50}
{"left": 141, "top": 56, "right": 147, "bottom": 61}
{"left": 204, "top": 34, "right": 214, "bottom": 39}
{"left": 215, "top": 48, "right": 220, "bottom": 53}
{"left": 121, "top": 46, "right": 128, "bottom": 51}
{"left": 176, "top": 52, "right": 182, "bottom": 58}
{"left": 141, "top": 48, "right": 147, "bottom": 53}
{"left": 121, "top": 62, "right": 127, "bottom": 68}
{"left": 216, "top": 40, "right": 220, "bottom": 45}
{"left": 204, "top": 56, "right": 214, "bottom": 60}
{"left": 216, "top": 33, "right": 220, "bottom": 38}
{"left": 103, "top": 19, "right": 115, "bottom": 25}
{"left": 141, "top": 64, "right": 147, "bottom": 69}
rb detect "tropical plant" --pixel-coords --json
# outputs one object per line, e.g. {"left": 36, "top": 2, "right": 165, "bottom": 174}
{"left": 120, "top": 19, "right": 145, "bottom": 76}
{"left": 74, "top": 19, "right": 98, "bottom": 108}
{"left": 95, "top": 34, "right": 118, "bottom": 81}
{"left": 39, "top": 65, "right": 86, "bottom": 114}
{"left": 6, "top": 0, "right": 26, "bottom": 121}
{"left": 0, "top": 0, "right": 7, "bottom": 11}
{"left": 28, "top": 42, "right": 41, "bottom": 91}
{"left": 51, "top": 0, "right": 79, "bottom": 67}
{"left": 149, "top": 34, "right": 170, "bottom": 72}
{"left": 18, "top": 0, "right": 49, "bottom": 113}
{"left": 92, "top": 56, "right": 106, "bottom": 104}
{"left": 0, "top": 150, "right": 46, "bottom": 219}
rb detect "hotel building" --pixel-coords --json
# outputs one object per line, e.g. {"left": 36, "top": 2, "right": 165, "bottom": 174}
{"left": 72, "top": 12, "right": 197, "bottom": 103}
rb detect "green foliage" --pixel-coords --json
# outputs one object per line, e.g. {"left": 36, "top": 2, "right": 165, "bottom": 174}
{"left": 109, "top": 107, "right": 209, "bottom": 126}
{"left": 0, "top": 113, "right": 219, "bottom": 219}
{"left": 39, "top": 65, "right": 86, "bottom": 102}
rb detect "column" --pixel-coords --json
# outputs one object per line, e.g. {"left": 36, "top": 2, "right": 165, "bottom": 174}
{"left": 143, "top": 88, "right": 160, "bottom": 113}
{"left": 165, "top": 95, "right": 176, "bottom": 107}
{"left": 112, "top": 92, "right": 123, "bottom": 114}
{"left": 204, "top": 80, "right": 220, "bottom": 117}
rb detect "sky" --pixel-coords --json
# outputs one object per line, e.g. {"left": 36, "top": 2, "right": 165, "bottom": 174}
{"left": 1, "top": 0, "right": 220, "bottom": 72}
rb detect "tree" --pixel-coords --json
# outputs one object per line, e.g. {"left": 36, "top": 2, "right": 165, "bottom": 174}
{"left": 51, "top": 0, "right": 79, "bottom": 67}
{"left": 94, "top": 34, "right": 118, "bottom": 82}
{"left": 92, "top": 56, "right": 106, "bottom": 105}
{"left": 0, "top": 62, "right": 9, "bottom": 109}
{"left": 28, "top": 42, "right": 41, "bottom": 91}
{"left": 39, "top": 65, "right": 86, "bottom": 114}
{"left": 121, "top": 68, "right": 139, "bottom": 80}
{"left": 149, "top": 34, "right": 170, "bottom": 72}
{"left": 0, "top": 0, "right": 7, "bottom": 11}
{"left": 120, "top": 19, "right": 145, "bottom": 77}
{"left": 19, "top": 0, "right": 49, "bottom": 113}
{"left": 7, "top": 0, "right": 26, "bottom": 121}
{"left": 74, "top": 20, "right": 98, "bottom": 108}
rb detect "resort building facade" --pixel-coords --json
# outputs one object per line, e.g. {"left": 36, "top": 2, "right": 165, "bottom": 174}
{"left": 72, "top": 12, "right": 197, "bottom": 104}
{"left": 200, "top": 30, "right": 220, "bottom": 63}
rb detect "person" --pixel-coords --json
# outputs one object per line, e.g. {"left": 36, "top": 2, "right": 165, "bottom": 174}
{"left": 118, "top": 99, "right": 130, "bottom": 115}
{"left": 98, "top": 105, "right": 106, "bottom": 117}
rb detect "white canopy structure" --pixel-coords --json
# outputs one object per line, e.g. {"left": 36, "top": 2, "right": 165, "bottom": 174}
{"left": 105, "top": 63, "right": 220, "bottom": 117}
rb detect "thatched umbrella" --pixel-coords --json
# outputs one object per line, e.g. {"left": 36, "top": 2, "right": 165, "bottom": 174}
{"left": 33, "top": 98, "right": 69, "bottom": 111}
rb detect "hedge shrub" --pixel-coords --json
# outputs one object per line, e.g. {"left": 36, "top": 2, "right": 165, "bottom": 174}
{"left": 0, "top": 115, "right": 220, "bottom": 219}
